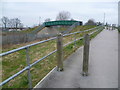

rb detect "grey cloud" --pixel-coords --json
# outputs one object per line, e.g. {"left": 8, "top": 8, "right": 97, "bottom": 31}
{"left": 2, "top": 2, "right": 118, "bottom": 26}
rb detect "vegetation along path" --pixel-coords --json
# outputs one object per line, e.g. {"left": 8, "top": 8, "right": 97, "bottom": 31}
{"left": 35, "top": 29, "right": 118, "bottom": 88}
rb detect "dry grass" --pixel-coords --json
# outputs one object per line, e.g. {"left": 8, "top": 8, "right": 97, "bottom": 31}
{"left": 1, "top": 25, "right": 103, "bottom": 88}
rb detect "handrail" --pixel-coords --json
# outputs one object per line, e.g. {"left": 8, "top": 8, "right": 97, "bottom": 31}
{"left": 0, "top": 26, "right": 104, "bottom": 87}
{"left": 30, "top": 23, "right": 45, "bottom": 34}
{"left": 62, "top": 22, "right": 80, "bottom": 34}
{"left": 0, "top": 37, "right": 57, "bottom": 56}
{"left": 0, "top": 26, "right": 101, "bottom": 56}
{"left": 63, "top": 26, "right": 100, "bottom": 37}
{"left": 0, "top": 50, "right": 57, "bottom": 86}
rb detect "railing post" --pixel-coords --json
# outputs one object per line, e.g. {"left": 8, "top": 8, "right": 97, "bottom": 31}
{"left": 74, "top": 33, "right": 77, "bottom": 49}
{"left": 26, "top": 47, "right": 32, "bottom": 88}
{"left": 57, "top": 33, "right": 64, "bottom": 71}
{"left": 82, "top": 34, "right": 90, "bottom": 76}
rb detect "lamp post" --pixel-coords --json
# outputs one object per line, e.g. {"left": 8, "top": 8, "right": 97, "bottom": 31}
{"left": 118, "top": 1, "right": 120, "bottom": 27}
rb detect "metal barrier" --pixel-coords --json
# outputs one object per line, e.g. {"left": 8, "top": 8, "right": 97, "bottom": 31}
{"left": 0, "top": 26, "right": 104, "bottom": 88}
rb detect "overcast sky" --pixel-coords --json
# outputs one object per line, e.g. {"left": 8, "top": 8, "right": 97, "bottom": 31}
{"left": 1, "top": 0, "right": 119, "bottom": 27}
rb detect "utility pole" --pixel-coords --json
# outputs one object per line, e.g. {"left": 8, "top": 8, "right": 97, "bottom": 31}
{"left": 118, "top": 1, "right": 120, "bottom": 27}
{"left": 39, "top": 17, "right": 41, "bottom": 26}
{"left": 103, "top": 13, "right": 105, "bottom": 25}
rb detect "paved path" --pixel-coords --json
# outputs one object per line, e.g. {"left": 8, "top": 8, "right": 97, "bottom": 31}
{"left": 35, "top": 29, "right": 118, "bottom": 88}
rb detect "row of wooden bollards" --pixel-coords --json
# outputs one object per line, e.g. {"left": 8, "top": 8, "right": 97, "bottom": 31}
{"left": 56, "top": 33, "right": 90, "bottom": 76}
{"left": 106, "top": 26, "right": 116, "bottom": 30}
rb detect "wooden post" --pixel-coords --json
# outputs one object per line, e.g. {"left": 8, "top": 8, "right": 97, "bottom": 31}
{"left": 26, "top": 47, "right": 32, "bottom": 88}
{"left": 74, "top": 33, "right": 77, "bottom": 49}
{"left": 57, "top": 33, "right": 64, "bottom": 71}
{"left": 82, "top": 34, "right": 90, "bottom": 76}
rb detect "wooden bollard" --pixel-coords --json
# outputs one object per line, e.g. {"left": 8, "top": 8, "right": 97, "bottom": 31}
{"left": 57, "top": 33, "right": 63, "bottom": 71}
{"left": 82, "top": 34, "right": 90, "bottom": 76}
{"left": 74, "top": 33, "right": 77, "bottom": 49}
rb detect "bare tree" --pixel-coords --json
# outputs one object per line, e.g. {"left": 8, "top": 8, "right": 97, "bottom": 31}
{"left": 45, "top": 18, "right": 51, "bottom": 22}
{"left": 9, "top": 18, "right": 23, "bottom": 31}
{"left": 85, "top": 19, "right": 97, "bottom": 26}
{"left": 14, "top": 18, "right": 21, "bottom": 30}
{"left": 1, "top": 16, "right": 9, "bottom": 30}
{"left": 8, "top": 19, "right": 15, "bottom": 29}
{"left": 1, "top": 17, "right": 24, "bottom": 31}
{"left": 56, "top": 11, "right": 71, "bottom": 20}
{"left": 71, "top": 18, "right": 75, "bottom": 21}
{"left": 19, "top": 23, "right": 24, "bottom": 30}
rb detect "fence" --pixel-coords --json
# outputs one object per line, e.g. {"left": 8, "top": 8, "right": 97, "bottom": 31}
{"left": 2, "top": 30, "right": 59, "bottom": 46}
{"left": 0, "top": 26, "right": 104, "bottom": 88}
{"left": 2, "top": 33, "right": 34, "bottom": 45}
{"left": 1, "top": 22, "right": 78, "bottom": 46}
{"left": 1, "top": 23, "right": 100, "bottom": 46}
{"left": 1, "top": 24, "right": 45, "bottom": 46}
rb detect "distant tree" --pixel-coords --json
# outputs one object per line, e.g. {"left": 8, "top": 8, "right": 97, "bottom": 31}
{"left": 1, "top": 16, "right": 9, "bottom": 30}
{"left": 71, "top": 18, "right": 75, "bottom": 21}
{"left": 8, "top": 19, "right": 15, "bottom": 28}
{"left": 118, "top": 26, "right": 120, "bottom": 32}
{"left": 105, "top": 22, "right": 108, "bottom": 26}
{"left": 45, "top": 18, "right": 51, "bottom": 22}
{"left": 19, "top": 23, "right": 24, "bottom": 30}
{"left": 56, "top": 11, "right": 71, "bottom": 20}
{"left": 96, "top": 22, "right": 102, "bottom": 26}
{"left": 85, "top": 19, "right": 96, "bottom": 26}
{"left": 8, "top": 18, "right": 23, "bottom": 31}
{"left": 14, "top": 18, "right": 21, "bottom": 30}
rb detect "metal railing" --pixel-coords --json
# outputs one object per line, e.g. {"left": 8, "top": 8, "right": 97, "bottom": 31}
{"left": 31, "top": 23, "right": 45, "bottom": 34}
{"left": 0, "top": 26, "right": 104, "bottom": 88}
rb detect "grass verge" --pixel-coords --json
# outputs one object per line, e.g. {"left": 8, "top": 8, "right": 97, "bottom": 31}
{"left": 1, "top": 26, "right": 103, "bottom": 88}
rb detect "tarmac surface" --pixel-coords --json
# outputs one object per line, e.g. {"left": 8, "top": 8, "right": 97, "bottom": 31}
{"left": 35, "top": 29, "right": 118, "bottom": 88}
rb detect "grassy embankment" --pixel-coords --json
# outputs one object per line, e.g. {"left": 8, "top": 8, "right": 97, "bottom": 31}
{"left": 21, "top": 26, "right": 39, "bottom": 33}
{"left": 2, "top": 25, "right": 103, "bottom": 88}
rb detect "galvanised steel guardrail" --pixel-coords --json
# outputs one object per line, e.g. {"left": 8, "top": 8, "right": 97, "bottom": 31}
{"left": 0, "top": 26, "right": 104, "bottom": 88}
{"left": 31, "top": 23, "right": 46, "bottom": 34}
{"left": 63, "top": 26, "right": 101, "bottom": 36}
